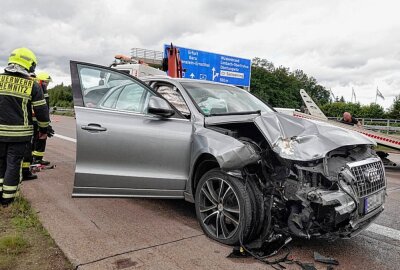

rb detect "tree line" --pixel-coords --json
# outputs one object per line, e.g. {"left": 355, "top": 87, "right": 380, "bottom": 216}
{"left": 250, "top": 57, "right": 400, "bottom": 119}
{"left": 47, "top": 59, "right": 400, "bottom": 119}
{"left": 48, "top": 83, "right": 73, "bottom": 108}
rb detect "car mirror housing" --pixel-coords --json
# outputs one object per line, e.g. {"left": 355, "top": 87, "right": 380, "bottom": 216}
{"left": 148, "top": 96, "right": 175, "bottom": 117}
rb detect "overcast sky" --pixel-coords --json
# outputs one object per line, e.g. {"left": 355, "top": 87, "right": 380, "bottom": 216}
{"left": 1, "top": 0, "right": 399, "bottom": 109}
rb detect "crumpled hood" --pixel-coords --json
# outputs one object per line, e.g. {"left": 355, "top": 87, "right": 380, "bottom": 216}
{"left": 254, "top": 112, "right": 375, "bottom": 161}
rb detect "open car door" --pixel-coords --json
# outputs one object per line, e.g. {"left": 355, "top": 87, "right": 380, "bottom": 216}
{"left": 70, "top": 61, "right": 192, "bottom": 198}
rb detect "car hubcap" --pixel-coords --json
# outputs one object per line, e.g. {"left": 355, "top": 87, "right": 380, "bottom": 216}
{"left": 199, "top": 177, "right": 240, "bottom": 240}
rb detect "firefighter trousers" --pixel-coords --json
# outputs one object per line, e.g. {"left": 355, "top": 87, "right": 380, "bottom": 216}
{"left": 0, "top": 141, "right": 27, "bottom": 203}
{"left": 33, "top": 137, "right": 47, "bottom": 161}
{"left": 32, "top": 121, "right": 47, "bottom": 161}
{"left": 22, "top": 141, "right": 33, "bottom": 176}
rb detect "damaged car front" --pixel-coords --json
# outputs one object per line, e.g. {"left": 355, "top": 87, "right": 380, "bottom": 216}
{"left": 253, "top": 114, "right": 386, "bottom": 241}
{"left": 180, "top": 81, "right": 386, "bottom": 246}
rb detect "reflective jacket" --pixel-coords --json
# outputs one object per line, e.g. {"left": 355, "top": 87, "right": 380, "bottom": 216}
{"left": 0, "top": 71, "right": 49, "bottom": 142}
{"left": 38, "top": 81, "right": 50, "bottom": 108}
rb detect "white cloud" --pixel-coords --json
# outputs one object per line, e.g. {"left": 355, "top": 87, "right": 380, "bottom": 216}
{"left": 1, "top": 0, "right": 399, "bottom": 109}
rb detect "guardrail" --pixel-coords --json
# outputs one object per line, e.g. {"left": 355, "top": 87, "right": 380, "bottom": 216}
{"left": 328, "top": 117, "right": 400, "bottom": 134}
{"left": 52, "top": 107, "right": 74, "bottom": 112}
{"left": 50, "top": 107, "right": 74, "bottom": 115}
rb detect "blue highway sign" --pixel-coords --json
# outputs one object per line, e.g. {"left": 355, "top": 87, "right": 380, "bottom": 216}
{"left": 164, "top": 45, "right": 251, "bottom": 87}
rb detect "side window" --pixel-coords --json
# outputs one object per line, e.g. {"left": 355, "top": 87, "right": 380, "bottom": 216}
{"left": 115, "top": 83, "right": 154, "bottom": 113}
{"left": 101, "top": 87, "right": 123, "bottom": 109}
{"left": 77, "top": 64, "right": 131, "bottom": 107}
{"left": 155, "top": 84, "right": 190, "bottom": 116}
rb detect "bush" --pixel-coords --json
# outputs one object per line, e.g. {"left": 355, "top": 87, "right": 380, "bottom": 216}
{"left": 321, "top": 102, "right": 387, "bottom": 118}
{"left": 48, "top": 83, "right": 73, "bottom": 108}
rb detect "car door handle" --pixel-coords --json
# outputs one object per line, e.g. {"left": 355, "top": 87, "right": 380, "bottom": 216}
{"left": 81, "top": 124, "right": 107, "bottom": 132}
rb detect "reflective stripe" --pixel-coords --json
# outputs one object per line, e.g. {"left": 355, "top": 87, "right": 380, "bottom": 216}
{"left": 44, "top": 93, "right": 49, "bottom": 98}
{"left": 0, "top": 130, "right": 33, "bottom": 137}
{"left": 2, "top": 193, "right": 16, "bottom": 199}
{"left": 32, "top": 151, "right": 44, "bottom": 157}
{"left": 0, "top": 124, "right": 33, "bottom": 131}
{"left": 32, "top": 99, "right": 47, "bottom": 107}
{"left": 0, "top": 178, "right": 3, "bottom": 192}
{"left": 0, "top": 91, "right": 32, "bottom": 100}
{"left": 37, "top": 121, "right": 49, "bottom": 128}
{"left": 22, "top": 98, "right": 28, "bottom": 126}
{"left": 0, "top": 178, "right": 3, "bottom": 184}
{"left": 20, "top": 55, "right": 33, "bottom": 62}
{"left": 3, "top": 185, "right": 18, "bottom": 191}
{"left": 22, "top": 162, "right": 31, "bottom": 168}
{"left": 19, "top": 161, "right": 23, "bottom": 183}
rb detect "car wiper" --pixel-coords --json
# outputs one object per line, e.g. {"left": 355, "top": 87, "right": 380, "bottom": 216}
{"left": 208, "top": 110, "right": 261, "bottom": 117}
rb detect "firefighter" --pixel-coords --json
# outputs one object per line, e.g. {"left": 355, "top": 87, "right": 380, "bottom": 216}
{"left": 21, "top": 73, "right": 39, "bottom": 181}
{"left": 32, "top": 71, "right": 54, "bottom": 165}
{"left": 0, "top": 48, "right": 49, "bottom": 206}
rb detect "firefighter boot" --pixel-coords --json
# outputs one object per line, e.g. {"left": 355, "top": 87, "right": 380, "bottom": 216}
{"left": 22, "top": 169, "right": 38, "bottom": 181}
{"left": 33, "top": 159, "right": 50, "bottom": 166}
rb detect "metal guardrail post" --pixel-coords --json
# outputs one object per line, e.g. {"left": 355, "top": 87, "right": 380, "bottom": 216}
{"left": 387, "top": 119, "right": 390, "bottom": 134}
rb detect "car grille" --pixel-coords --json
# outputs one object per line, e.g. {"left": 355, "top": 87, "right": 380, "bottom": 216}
{"left": 349, "top": 159, "right": 386, "bottom": 198}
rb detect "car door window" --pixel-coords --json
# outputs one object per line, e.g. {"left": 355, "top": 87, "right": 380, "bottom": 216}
{"left": 78, "top": 65, "right": 132, "bottom": 107}
{"left": 77, "top": 64, "right": 158, "bottom": 112}
{"left": 115, "top": 83, "right": 153, "bottom": 113}
{"left": 101, "top": 87, "right": 123, "bottom": 109}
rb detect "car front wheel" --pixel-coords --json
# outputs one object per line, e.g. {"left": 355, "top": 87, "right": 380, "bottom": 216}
{"left": 194, "top": 169, "right": 253, "bottom": 245}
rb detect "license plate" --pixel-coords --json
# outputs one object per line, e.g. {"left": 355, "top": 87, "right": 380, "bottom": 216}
{"left": 364, "top": 191, "right": 384, "bottom": 214}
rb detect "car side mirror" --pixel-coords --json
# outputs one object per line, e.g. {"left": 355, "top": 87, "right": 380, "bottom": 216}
{"left": 148, "top": 96, "right": 175, "bottom": 117}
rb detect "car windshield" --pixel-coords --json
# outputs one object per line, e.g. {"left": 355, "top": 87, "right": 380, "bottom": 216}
{"left": 181, "top": 82, "right": 273, "bottom": 116}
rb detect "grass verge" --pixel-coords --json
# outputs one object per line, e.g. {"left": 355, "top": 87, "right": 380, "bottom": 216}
{"left": 0, "top": 196, "right": 72, "bottom": 270}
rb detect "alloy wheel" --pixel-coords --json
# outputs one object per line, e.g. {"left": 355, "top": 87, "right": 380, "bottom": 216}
{"left": 198, "top": 177, "right": 241, "bottom": 240}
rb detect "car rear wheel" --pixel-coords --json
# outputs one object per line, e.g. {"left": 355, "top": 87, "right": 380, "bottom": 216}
{"left": 195, "top": 169, "right": 253, "bottom": 245}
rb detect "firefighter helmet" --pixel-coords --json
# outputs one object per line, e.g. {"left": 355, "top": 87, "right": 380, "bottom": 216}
{"left": 8, "top": 47, "right": 37, "bottom": 72}
{"left": 36, "top": 71, "right": 52, "bottom": 82}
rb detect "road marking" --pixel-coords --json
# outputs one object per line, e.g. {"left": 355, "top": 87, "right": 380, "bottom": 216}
{"left": 366, "top": 223, "right": 400, "bottom": 241}
{"left": 54, "top": 134, "right": 76, "bottom": 143}
{"left": 387, "top": 186, "right": 400, "bottom": 194}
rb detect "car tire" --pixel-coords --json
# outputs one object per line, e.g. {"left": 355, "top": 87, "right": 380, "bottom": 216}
{"left": 245, "top": 179, "right": 265, "bottom": 242}
{"left": 195, "top": 168, "right": 253, "bottom": 245}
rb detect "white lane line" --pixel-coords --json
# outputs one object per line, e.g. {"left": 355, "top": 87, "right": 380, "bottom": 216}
{"left": 366, "top": 223, "right": 400, "bottom": 241}
{"left": 54, "top": 134, "right": 76, "bottom": 143}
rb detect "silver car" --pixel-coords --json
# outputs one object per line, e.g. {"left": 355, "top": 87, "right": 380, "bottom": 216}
{"left": 70, "top": 61, "right": 386, "bottom": 246}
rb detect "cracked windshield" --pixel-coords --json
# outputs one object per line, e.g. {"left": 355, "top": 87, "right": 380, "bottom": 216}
{"left": 182, "top": 82, "right": 273, "bottom": 115}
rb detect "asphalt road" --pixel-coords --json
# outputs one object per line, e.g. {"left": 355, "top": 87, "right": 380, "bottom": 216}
{"left": 21, "top": 115, "right": 400, "bottom": 270}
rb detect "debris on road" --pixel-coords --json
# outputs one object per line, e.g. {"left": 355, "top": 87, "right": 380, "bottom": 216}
{"left": 313, "top": 251, "right": 339, "bottom": 265}
{"left": 30, "top": 164, "right": 56, "bottom": 173}
{"left": 297, "top": 263, "right": 317, "bottom": 270}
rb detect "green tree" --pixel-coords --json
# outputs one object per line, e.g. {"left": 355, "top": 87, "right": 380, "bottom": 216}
{"left": 48, "top": 84, "right": 73, "bottom": 108}
{"left": 359, "top": 103, "right": 385, "bottom": 118}
{"left": 250, "top": 58, "right": 330, "bottom": 108}
{"left": 320, "top": 102, "right": 362, "bottom": 117}
{"left": 388, "top": 95, "right": 400, "bottom": 119}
